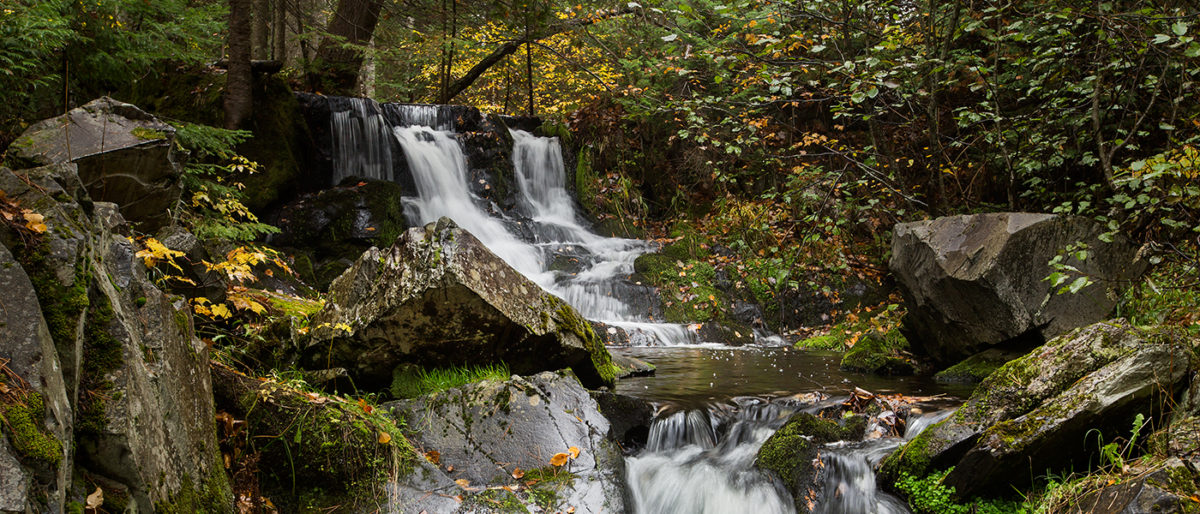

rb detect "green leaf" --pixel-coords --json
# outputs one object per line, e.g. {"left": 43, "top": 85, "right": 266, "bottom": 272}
{"left": 1171, "top": 21, "right": 1188, "bottom": 36}
{"left": 1066, "top": 276, "right": 1091, "bottom": 294}
{"left": 1153, "top": 34, "right": 1171, "bottom": 44}
{"left": 1047, "top": 272, "right": 1069, "bottom": 287}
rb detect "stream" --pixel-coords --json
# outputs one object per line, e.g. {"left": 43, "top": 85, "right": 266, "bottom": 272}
{"left": 325, "top": 98, "right": 973, "bottom": 512}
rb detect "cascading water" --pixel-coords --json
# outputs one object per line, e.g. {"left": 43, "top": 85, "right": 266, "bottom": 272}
{"left": 330, "top": 98, "right": 394, "bottom": 184}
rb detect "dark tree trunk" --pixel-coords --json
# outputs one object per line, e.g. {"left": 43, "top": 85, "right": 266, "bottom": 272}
{"left": 252, "top": 0, "right": 270, "bottom": 59}
{"left": 272, "top": 0, "right": 287, "bottom": 61}
{"left": 225, "top": 0, "right": 254, "bottom": 129}
{"left": 309, "top": 0, "right": 383, "bottom": 95}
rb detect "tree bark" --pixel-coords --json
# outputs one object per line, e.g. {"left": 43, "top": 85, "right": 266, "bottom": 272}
{"left": 309, "top": 0, "right": 384, "bottom": 95}
{"left": 225, "top": 0, "right": 254, "bottom": 129}
{"left": 252, "top": 0, "right": 270, "bottom": 59}
{"left": 272, "top": 0, "right": 287, "bottom": 62}
{"left": 438, "top": 5, "right": 640, "bottom": 104}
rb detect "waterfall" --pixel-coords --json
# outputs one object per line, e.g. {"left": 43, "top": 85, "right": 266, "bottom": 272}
{"left": 330, "top": 98, "right": 394, "bottom": 184}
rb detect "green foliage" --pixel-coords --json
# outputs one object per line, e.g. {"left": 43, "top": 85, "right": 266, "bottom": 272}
{"left": 895, "top": 468, "right": 1025, "bottom": 514}
{"left": 390, "top": 363, "right": 512, "bottom": 399}
{"left": 172, "top": 122, "right": 280, "bottom": 241}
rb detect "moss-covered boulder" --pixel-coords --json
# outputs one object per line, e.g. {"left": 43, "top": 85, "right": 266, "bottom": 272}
{"left": 755, "top": 413, "right": 868, "bottom": 512}
{"left": 1072, "top": 458, "right": 1200, "bottom": 513}
{"left": 633, "top": 244, "right": 755, "bottom": 345}
{"left": 879, "top": 320, "right": 1195, "bottom": 497}
{"left": 305, "top": 217, "right": 617, "bottom": 390}
{"left": 6, "top": 98, "right": 182, "bottom": 231}
{"left": 386, "top": 370, "right": 628, "bottom": 513}
{"left": 839, "top": 332, "right": 915, "bottom": 375}
{"left": 933, "top": 348, "right": 1016, "bottom": 384}
{"left": 890, "top": 213, "right": 1146, "bottom": 363}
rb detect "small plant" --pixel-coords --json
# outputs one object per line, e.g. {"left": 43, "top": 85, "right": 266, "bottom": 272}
{"left": 895, "top": 468, "right": 1026, "bottom": 514}
{"left": 171, "top": 122, "right": 278, "bottom": 241}
{"left": 390, "top": 362, "right": 512, "bottom": 399}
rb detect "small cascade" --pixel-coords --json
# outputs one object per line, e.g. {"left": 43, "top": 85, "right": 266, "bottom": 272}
{"left": 904, "top": 409, "right": 955, "bottom": 440}
{"left": 330, "top": 98, "right": 394, "bottom": 184}
{"left": 627, "top": 405, "right": 792, "bottom": 514}
{"left": 815, "top": 441, "right": 910, "bottom": 514}
{"left": 383, "top": 103, "right": 455, "bottom": 131}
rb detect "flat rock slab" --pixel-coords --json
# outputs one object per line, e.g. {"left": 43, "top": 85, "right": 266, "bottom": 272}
{"left": 386, "top": 371, "right": 626, "bottom": 513}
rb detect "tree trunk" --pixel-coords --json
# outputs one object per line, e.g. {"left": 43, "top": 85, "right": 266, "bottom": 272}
{"left": 272, "top": 0, "right": 287, "bottom": 62}
{"left": 225, "top": 0, "right": 254, "bottom": 129}
{"left": 309, "top": 0, "right": 383, "bottom": 95}
{"left": 252, "top": 0, "right": 270, "bottom": 59}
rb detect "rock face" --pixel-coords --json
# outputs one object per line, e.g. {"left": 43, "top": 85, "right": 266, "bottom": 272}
{"left": 305, "top": 218, "right": 617, "bottom": 389}
{"left": 6, "top": 97, "right": 182, "bottom": 231}
{"left": 890, "top": 213, "right": 1145, "bottom": 362}
{"left": 1072, "top": 458, "right": 1200, "bottom": 514}
{"left": 879, "top": 320, "right": 1194, "bottom": 497}
{"left": 0, "top": 161, "right": 230, "bottom": 511}
{"left": 268, "top": 178, "right": 407, "bottom": 289}
{"left": 386, "top": 371, "right": 627, "bottom": 513}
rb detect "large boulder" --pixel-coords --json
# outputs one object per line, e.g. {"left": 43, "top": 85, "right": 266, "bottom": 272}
{"left": 6, "top": 97, "right": 182, "bottom": 231}
{"left": 0, "top": 162, "right": 231, "bottom": 511}
{"left": 386, "top": 371, "right": 627, "bottom": 513}
{"left": 1071, "top": 458, "right": 1200, "bottom": 514}
{"left": 879, "top": 320, "right": 1195, "bottom": 497}
{"left": 890, "top": 213, "right": 1145, "bottom": 362}
{"left": 304, "top": 217, "right": 617, "bottom": 389}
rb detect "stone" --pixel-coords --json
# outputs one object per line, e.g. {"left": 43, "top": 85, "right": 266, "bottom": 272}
{"left": 878, "top": 320, "right": 1195, "bottom": 497}
{"left": 6, "top": 97, "right": 182, "bottom": 230}
{"left": 755, "top": 412, "right": 868, "bottom": 512}
{"left": 591, "top": 391, "right": 655, "bottom": 450}
{"left": 839, "top": 333, "right": 915, "bottom": 375}
{"left": 610, "top": 351, "right": 656, "bottom": 379}
{"left": 1071, "top": 458, "right": 1200, "bottom": 514}
{"left": 385, "top": 371, "right": 627, "bottom": 513}
{"left": 268, "top": 178, "right": 407, "bottom": 289}
{"left": 890, "top": 213, "right": 1145, "bottom": 362}
{"left": 933, "top": 348, "right": 1018, "bottom": 384}
{"left": 304, "top": 217, "right": 617, "bottom": 389}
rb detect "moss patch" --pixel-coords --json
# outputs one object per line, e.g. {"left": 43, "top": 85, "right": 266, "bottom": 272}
{"left": 131, "top": 127, "right": 167, "bottom": 140}
{"left": 154, "top": 470, "right": 233, "bottom": 514}
{"left": 634, "top": 250, "right": 727, "bottom": 324}
{"left": 551, "top": 300, "right": 617, "bottom": 388}
{"left": 77, "top": 288, "right": 123, "bottom": 435}
{"left": 840, "top": 331, "right": 914, "bottom": 375}
{"left": 878, "top": 423, "right": 938, "bottom": 483}
{"left": 0, "top": 390, "right": 63, "bottom": 466}
{"left": 934, "top": 351, "right": 1010, "bottom": 384}
{"left": 757, "top": 413, "right": 867, "bottom": 511}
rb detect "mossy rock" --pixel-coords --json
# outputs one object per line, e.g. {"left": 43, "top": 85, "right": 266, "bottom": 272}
{"left": 933, "top": 348, "right": 1015, "bottom": 384}
{"left": 840, "top": 332, "right": 914, "bottom": 375}
{"left": 756, "top": 413, "right": 868, "bottom": 512}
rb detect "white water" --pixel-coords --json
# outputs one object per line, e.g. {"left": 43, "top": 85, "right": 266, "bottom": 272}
{"left": 330, "top": 98, "right": 394, "bottom": 184}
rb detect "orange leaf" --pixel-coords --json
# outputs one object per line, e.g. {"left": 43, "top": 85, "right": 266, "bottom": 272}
{"left": 549, "top": 453, "right": 569, "bottom": 467}
{"left": 425, "top": 450, "right": 441, "bottom": 464}
{"left": 511, "top": 468, "right": 525, "bottom": 479}
{"left": 567, "top": 446, "right": 580, "bottom": 459}
{"left": 378, "top": 432, "right": 392, "bottom": 444}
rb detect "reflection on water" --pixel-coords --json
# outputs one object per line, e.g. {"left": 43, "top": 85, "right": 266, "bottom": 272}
{"left": 613, "top": 346, "right": 974, "bottom": 409}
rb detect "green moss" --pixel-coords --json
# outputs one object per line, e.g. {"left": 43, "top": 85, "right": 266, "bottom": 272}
{"left": 552, "top": 302, "right": 617, "bottom": 388}
{"left": 840, "top": 332, "right": 914, "bottom": 375}
{"left": 634, "top": 252, "right": 727, "bottom": 323}
{"left": 131, "top": 127, "right": 166, "bottom": 140}
{"left": 934, "top": 352, "right": 1008, "bottom": 384}
{"left": 154, "top": 470, "right": 233, "bottom": 514}
{"left": 17, "top": 242, "right": 90, "bottom": 355}
{"left": 879, "top": 426, "right": 936, "bottom": 483}
{"left": 757, "top": 413, "right": 866, "bottom": 511}
{"left": 77, "top": 289, "right": 123, "bottom": 435}
{"left": 66, "top": 501, "right": 84, "bottom": 514}
{"left": 0, "top": 391, "right": 63, "bottom": 466}
{"left": 794, "top": 332, "right": 846, "bottom": 351}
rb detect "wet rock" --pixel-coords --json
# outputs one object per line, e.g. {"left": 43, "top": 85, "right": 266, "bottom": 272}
{"left": 305, "top": 218, "right": 617, "bottom": 389}
{"left": 933, "top": 348, "right": 1017, "bottom": 384}
{"left": 890, "top": 213, "right": 1145, "bottom": 363}
{"left": 6, "top": 97, "right": 182, "bottom": 231}
{"left": 268, "top": 178, "right": 407, "bottom": 290}
{"left": 839, "top": 333, "right": 915, "bottom": 376}
{"left": 1071, "top": 458, "right": 1200, "bottom": 514}
{"left": 879, "top": 320, "right": 1195, "bottom": 496}
{"left": 755, "top": 413, "right": 868, "bottom": 512}
{"left": 386, "top": 371, "right": 627, "bottom": 513}
{"left": 591, "top": 391, "right": 655, "bottom": 450}
{"left": 610, "top": 351, "right": 656, "bottom": 379}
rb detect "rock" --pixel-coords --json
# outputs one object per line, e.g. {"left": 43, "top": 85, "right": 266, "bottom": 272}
{"left": 305, "top": 218, "right": 617, "bottom": 390}
{"left": 1155, "top": 417, "right": 1200, "bottom": 460}
{"left": 268, "top": 178, "right": 407, "bottom": 289}
{"left": 879, "top": 320, "right": 1195, "bottom": 497}
{"left": 610, "top": 351, "right": 656, "bottom": 379}
{"left": 591, "top": 391, "right": 655, "bottom": 450}
{"left": 6, "top": 97, "right": 182, "bottom": 230}
{"left": 386, "top": 371, "right": 627, "bottom": 513}
{"left": 1071, "top": 458, "right": 1200, "bottom": 514}
{"left": 890, "top": 213, "right": 1145, "bottom": 362}
{"left": 933, "top": 348, "right": 1017, "bottom": 384}
{"left": 839, "top": 333, "right": 915, "bottom": 375}
{"left": 210, "top": 362, "right": 418, "bottom": 512}
{"left": 755, "top": 413, "right": 868, "bottom": 512}
{"left": 0, "top": 161, "right": 232, "bottom": 511}
{"left": 0, "top": 242, "right": 73, "bottom": 512}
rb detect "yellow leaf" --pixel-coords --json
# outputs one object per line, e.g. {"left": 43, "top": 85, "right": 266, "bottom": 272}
{"left": 511, "top": 468, "right": 525, "bottom": 479}
{"left": 378, "top": 432, "right": 392, "bottom": 444}
{"left": 210, "top": 303, "right": 232, "bottom": 319}
{"left": 85, "top": 487, "right": 103, "bottom": 509}
{"left": 568, "top": 446, "right": 580, "bottom": 459}
{"left": 426, "top": 450, "right": 441, "bottom": 464}
{"left": 549, "top": 453, "right": 569, "bottom": 467}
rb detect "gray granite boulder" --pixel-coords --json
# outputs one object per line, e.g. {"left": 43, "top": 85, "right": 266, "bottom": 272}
{"left": 890, "top": 213, "right": 1145, "bottom": 362}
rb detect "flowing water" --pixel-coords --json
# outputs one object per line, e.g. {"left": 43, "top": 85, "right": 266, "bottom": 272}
{"left": 324, "top": 100, "right": 970, "bottom": 512}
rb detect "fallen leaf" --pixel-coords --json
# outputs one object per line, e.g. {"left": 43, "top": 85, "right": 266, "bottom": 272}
{"left": 549, "top": 452, "right": 569, "bottom": 467}
{"left": 567, "top": 507, "right": 576, "bottom": 513}
{"left": 378, "top": 432, "right": 392, "bottom": 444}
{"left": 425, "top": 450, "right": 440, "bottom": 464}
{"left": 568, "top": 446, "right": 580, "bottom": 459}
{"left": 511, "top": 468, "right": 525, "bottom": 479}
{"left": 85, "top": 487, "right": 103, "bottom": 510}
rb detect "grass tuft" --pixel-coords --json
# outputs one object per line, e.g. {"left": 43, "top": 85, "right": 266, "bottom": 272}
{"left": 391, "top": 362, "right": 512, "bottom": 399}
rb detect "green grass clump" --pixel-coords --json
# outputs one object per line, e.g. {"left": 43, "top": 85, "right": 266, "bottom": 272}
{"left": 390, "top": 362, "right": 512, "bottom": 399}
{"left": 895, "top": 468, "right": 1024, "bottom": 514}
